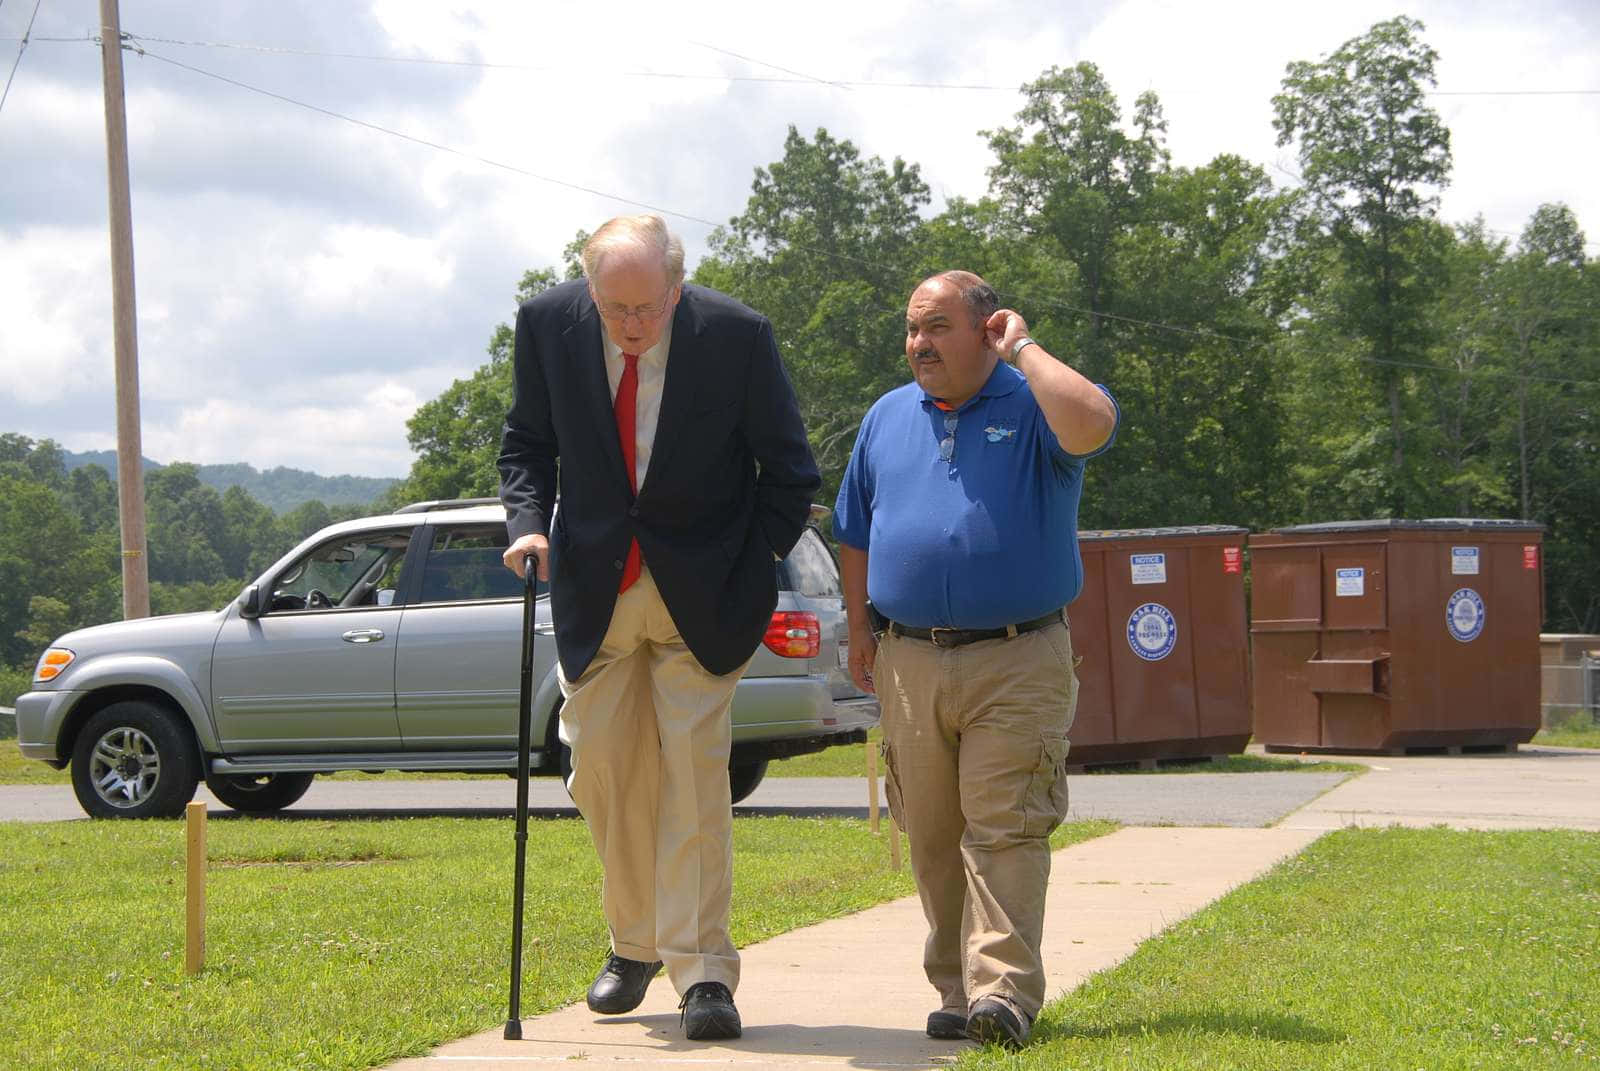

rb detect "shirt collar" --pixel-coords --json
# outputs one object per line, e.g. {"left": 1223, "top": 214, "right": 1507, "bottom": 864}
{"left": 920, "top": 359, "right": 1023, "bottom": 411}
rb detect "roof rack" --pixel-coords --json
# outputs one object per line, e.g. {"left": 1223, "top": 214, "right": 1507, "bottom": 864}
{"left": 394, "top": 498, "right": 831, "bottom": 522}
{"left": 393, "top": 496, "right": 503, "bottom": 515}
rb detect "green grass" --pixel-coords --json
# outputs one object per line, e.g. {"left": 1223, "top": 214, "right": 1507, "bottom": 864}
{"left": 769, "top": 726, "right": 882, "bottom": 776}
{"left": 1082, "top": 754, "right": 1367, "bottom": 775}
{"left": 0, "top": 740, "right": 68, "bottom": 784}
{"left": 0, "top": 814, "right": 1115, "bottom": 1070}
{"left": 768, "top": 733, "right": 1365, "bottom": 779}
{"left": 959, "top": 827, "right": 1600, "bottom": 1070}
{"left": 1535, "top": 718, "right": 1600, "bottom": 750}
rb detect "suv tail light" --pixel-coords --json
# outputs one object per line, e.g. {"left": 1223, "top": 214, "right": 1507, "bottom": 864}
{"left": 763, "top": 611, "right": 820, "bottom": 658}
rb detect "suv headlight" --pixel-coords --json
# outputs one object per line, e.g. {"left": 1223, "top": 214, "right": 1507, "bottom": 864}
{"left": 33, "top": 647, "right": 75, "bottom": 684}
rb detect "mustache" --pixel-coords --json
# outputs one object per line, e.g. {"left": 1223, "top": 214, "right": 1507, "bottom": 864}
{"left": 912, "top": 348, "right": 940, "bottom": 361}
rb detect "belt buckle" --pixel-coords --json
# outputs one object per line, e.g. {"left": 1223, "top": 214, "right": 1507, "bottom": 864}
{"left": 929, "top": 627, "right": 958, "bottom": 648}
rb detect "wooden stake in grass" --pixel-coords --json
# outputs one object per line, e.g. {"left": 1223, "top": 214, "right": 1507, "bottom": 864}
{"left": 185, "top": 800, "right": 206, "bottom": 975}
{"left": 889, "top": 816, "right": 903, "bottom": 870}
{"left": 866, "top": 741, "right": 880, "bottom": 834}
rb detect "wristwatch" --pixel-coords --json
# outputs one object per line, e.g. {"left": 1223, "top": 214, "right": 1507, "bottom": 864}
{"left": 1009, "top": 336, "right": 1038, "bottom": 362}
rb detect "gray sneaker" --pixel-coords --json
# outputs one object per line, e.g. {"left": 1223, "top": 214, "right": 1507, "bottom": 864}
{"left": 926, "top": 1009, "right": 968, "bottom": 1039}
{"left": 965, "top": 997, "right": 1030, "bottom": 1049}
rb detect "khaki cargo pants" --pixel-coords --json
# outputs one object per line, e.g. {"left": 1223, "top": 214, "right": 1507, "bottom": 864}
{"left": 877, "top": 617, "right": 1077, "bottom": 1020}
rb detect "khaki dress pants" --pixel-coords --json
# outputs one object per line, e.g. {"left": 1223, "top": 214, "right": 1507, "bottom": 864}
{"left": 557, "top": 567, "right": 745, "bottom": 994}
{"left": 877, "top": 618, "right": 1078, "bottom": 1020}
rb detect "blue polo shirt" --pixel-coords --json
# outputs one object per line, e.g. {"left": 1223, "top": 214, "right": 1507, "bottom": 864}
{"left": 833, "top": 360, "right": 1117, "bottom": 630}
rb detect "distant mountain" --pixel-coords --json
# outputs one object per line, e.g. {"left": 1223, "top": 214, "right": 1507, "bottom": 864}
{"left": 61, "top": 450, "right": 399, "bottom": 514}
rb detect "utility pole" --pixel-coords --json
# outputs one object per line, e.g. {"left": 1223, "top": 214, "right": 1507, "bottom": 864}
{"left": 98, "top": 0, "right": 149, "bottom": 619}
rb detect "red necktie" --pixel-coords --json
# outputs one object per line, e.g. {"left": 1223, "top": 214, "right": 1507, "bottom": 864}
{"left": 615, "top": 352, "right": 642, "bottom": 593}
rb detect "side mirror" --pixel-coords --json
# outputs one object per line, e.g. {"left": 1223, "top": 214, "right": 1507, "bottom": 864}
{"left": 239, "top": 584, "right": 262, "bottom": 619}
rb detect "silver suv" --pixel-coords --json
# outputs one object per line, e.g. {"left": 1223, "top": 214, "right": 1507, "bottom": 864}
{"left": 16, "top": 501, "right": 876, "bottom": 818}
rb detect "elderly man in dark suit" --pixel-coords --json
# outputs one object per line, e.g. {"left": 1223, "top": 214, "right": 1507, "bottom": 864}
{"left": 498, "top": 214, "right": 819, "bottom": 1040}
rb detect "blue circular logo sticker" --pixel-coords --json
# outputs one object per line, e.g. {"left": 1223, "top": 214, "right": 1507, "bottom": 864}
{"left": 1127, "top": 603, "right": 1177, "bottom": 661}
{"left": 1446, "top": 588, "right": 1485, "bottom": 642}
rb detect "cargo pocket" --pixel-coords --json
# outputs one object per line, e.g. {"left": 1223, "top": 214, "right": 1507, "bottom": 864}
{"left": 1021, "top": 732, "right": 1071, "bottom": 838}
{"left": 880, "top": 742, "right": 905, "bottom": 829}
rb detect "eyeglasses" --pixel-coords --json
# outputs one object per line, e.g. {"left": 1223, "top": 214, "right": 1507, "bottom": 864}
{"left": 592, "top": 287, "right": 675, "bottom": 326}
{"left": 939, "top": 412, "right": 958, "bottom": 463}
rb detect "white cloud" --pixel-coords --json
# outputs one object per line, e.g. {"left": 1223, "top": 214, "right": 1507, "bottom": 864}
{"left": 2, "top": 0, "right": 1596, "bottom": 479}
{"left": 140, "top": 376, "right": 436, "bottom": 475}
{"left": 0, "top": 228, "right": 112, "bottom": 406}
{"left": 298, "top": 224, "right": 456, "bottom": 311}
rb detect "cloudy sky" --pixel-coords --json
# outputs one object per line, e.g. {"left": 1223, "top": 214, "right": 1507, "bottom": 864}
{"left": 2, "top": 0, "right": 1596, "bottom": 478}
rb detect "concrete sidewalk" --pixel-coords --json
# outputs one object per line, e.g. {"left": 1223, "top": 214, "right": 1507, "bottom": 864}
{"left": 1280, "top": 745, "right": 1600, "bottom": 831}
{"left": 382, "top": 745, "right": 1600, "bottom": 1071}
{"left": 387, "top": 827, "right": 1322, "bottom": 1071}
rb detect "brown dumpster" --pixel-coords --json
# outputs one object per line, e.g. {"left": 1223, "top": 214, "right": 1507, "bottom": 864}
{"left": 1068, "top": 526, "right": 1251, "bottom": 765}
{"left": 1249, "top": 519, "right": 1544, "bottom": 753}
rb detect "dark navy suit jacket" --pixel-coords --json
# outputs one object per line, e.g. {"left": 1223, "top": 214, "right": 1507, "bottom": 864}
{"left": 498, "top": 279, "right": 820, "bottom": 679}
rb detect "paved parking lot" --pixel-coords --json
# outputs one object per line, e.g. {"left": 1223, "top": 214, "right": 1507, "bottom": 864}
{"left": 0, "top": 766, "right": 1350, "bottom": 826}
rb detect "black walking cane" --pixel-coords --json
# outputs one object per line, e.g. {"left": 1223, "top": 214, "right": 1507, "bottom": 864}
{"left": 504, "top": 552, "right": 539, "bottom": 1041}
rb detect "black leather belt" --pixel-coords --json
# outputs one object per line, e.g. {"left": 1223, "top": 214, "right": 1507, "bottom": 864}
{"left": 887, "top": 609, "right": 1065, "bottom": 649}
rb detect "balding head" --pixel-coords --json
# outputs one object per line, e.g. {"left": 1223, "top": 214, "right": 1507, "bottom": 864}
{"left": 915, "top": 270, "right": 999, "bottom": 327}
{"left": 582, "top": 214, "right": 686, "bottom": 286}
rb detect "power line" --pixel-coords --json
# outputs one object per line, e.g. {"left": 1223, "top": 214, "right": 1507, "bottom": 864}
{"left": 687, "top": 39, "right": 849, "bottom": 90}
{"left": 130, "top": 47, "right": 1600, "bottom": 389}
{"left": 15, "top": 31, "right": 1600, "bottom": 97}
{"left": 0, "top": 0, "right": 42, "bottom": 117}
{"left": 133, "top": 46, "right": 726, "bottom": 231}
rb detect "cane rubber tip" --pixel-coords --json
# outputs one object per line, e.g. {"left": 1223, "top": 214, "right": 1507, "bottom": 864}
{"left": 503, "top": 1019, "right": 522, "bottom": 1041}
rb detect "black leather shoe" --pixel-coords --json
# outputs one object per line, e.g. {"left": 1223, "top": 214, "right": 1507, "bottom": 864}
{"left": 679, "top": 981, "right": 742, "bottom": 1040}
{"left": 585, "top": 954, "right": 663, "bottom": 1014}
{"left": 926, "top": 1009, "right": 967, "bottom": 1039}
{"left": 966, "top": 997, "right": 1030, "bottom": 1048}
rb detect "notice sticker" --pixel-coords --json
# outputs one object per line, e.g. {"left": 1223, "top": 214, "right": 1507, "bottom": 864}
{"left": 1126, "top": 603, "right": 1178, "bottom": 661}
{"left": 1222, "top": 547, "right": 1242, "bottom": 574}
{"left": 1524, "top": 545, "right": 1539, "bottom": 570}
{"left": 1447, "top": 588, "right": 1486, "bottom": 642}
{"left": 1451, "top": 547, "right": 1480, "bottom": 575}
{"left": 1130, "top": 553, "right": 1167, "bottom": 585}
{"left": 1335, "top": 567, "right": 1365, "bottom": 597}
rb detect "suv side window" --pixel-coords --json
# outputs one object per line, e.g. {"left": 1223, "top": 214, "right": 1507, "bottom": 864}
{"left": 417, "top": 524, "right": 543, "bottom": 603}
{"left": 269, "top": 530, "right": 412, "bottom": 612}
{"left": 779, "top": 528, "right": 842, "bottom": 598}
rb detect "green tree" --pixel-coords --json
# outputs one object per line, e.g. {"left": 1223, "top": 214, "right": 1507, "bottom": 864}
{"left": 15, "top": 596, "right": 73, "bottom": 658}
{"left": 1273, "top": 15, "right": 1453, "bottom": 511}
{"left": 0, "top": 474, "right": 98, "bottom": 666}
{"left": 1420, "top": 220, "right": 1512, "bottom": 515}
{"left": 695, "top": 126, "right": 930, "bottom": 496}
{"left": 1098, "top": 155, "right": 1293, "bottom": 528}
{"left": 400, "top": 266, "right": 574, "bottom": 502}
{"left": 1498, "top": 203, "right": 1591, "bottom": 518}
{"left": 65, "top": 463, "right": 119, "bottom": 534}
{"left": 144, "top": 464, "right": 228, "bottom": 584}
{"left": 219, "top": 485, "right": 280, "bottom": 578}
{"left": 984, "top": 63, "right": 1169, "bottom": 382}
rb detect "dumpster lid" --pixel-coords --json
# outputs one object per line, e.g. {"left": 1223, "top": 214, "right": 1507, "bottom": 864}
{"left": 1269, "top": 518, "right": 1545, "bottom": 534}
{"left": 1080, "top": 525, "right": 1250, "bottom": 541}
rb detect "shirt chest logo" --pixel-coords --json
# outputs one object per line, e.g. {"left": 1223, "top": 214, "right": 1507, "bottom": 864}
{"left": 983, "top": 419, "right": 1018, "bottom": 444}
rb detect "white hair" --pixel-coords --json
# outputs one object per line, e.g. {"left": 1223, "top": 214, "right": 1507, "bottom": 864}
{"left": 581, "top": 214, "right": 686, "bottom": 285}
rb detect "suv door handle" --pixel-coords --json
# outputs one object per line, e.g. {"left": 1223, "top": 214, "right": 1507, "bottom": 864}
{"left": 342, "top": 628, "right": 385, "bottom": 644}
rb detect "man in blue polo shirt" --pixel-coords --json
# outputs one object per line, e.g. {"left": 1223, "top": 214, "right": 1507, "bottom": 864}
{"left": 834, "top": 270, "right": 1118, "bottom": 1049}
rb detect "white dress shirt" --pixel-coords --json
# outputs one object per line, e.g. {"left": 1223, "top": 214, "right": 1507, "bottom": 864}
{"left": 602, "top": 319, "right": 671, "bottom": 493}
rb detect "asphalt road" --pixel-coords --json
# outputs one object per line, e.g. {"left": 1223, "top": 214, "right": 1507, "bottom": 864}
{"left": 0, "top": 769, "right": 1349, "bottom": 827}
